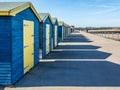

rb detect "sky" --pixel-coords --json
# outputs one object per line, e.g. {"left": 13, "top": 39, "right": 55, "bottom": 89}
{"left": 0, "top": 0, "right": 120, "bottom": 27}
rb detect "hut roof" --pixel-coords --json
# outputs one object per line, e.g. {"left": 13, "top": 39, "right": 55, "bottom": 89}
{"left": 0, "top": 2, "right": 41, "bottom": 22}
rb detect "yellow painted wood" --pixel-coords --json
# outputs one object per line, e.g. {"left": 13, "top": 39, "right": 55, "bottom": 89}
{"left": 23, "top": 20, "right": 34, "bottom": 74}
{"left": 46, "top": 24, "right": 50, "bottom": 55}
{"left": 54, "top": 26, "right": 57, "bottom": 47}
{"left": 0, "top": 2, "right": 41, "bottom": 22}
{"left": 42, "top": 13, "right": 54, "bottom": 24}
{"left": 0, "top": 11, "right": 10, "bottom": 16}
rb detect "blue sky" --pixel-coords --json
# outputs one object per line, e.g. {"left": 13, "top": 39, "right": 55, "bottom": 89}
{"left": 1, "top": 0, "right": 120, "bottom": 27}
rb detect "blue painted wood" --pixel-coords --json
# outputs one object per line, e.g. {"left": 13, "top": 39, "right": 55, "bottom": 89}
{"left": 11, "top": 8, "right": 39, "bottom": 84}
{"left": 0, "top": 17, "right": 12, "bottom": 85}
{"left": 42, "top": 17, "right": 53, "bottom": 58}
{"left": 0, "top": 62, "right": 11, "bottom": 85}
{"left": 0, "top": 7, "right": 40, "bottom": 85}
{"left": 58, "top": 25, "right": 70, "bottom": 42}
{"left": 58, "top": 26, "right": 63, "bottom": 42}
{"left": 0, "top": 17, "right": 11, "bottom": 63}
{"left": 53, "top": 21, "right": 58, "bottom": 48}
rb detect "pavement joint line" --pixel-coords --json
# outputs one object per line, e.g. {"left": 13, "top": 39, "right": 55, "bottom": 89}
{"left": 53, "top": 49, "right": 98, "bottom": 51}
{"left": 41, "top": 59, "right": 107, "bottom": 62}
{"left": 58, "top": 43, "right": 92, "bottom": 45}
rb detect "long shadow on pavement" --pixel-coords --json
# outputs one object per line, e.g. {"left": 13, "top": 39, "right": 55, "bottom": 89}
{"left": 14, "top": 44, "right": 114, "bottom": 87}
{"left": 13, "top": 31, "right": 120, "bottom": 87}
{"left": 44, "top": 44, "right": 111, "bottom": 59}
{"left": 62, "top": 34, "right": 92, "bottom": 43}
{"left": 44, "top": 50, "right": 111, "bottom": 59}
{"left": 14, "top": 61, "right": 120, "bottom": 87}
{"left": 55, "top": 45, "right": 101, "bottom": 49}
{"left": 0, "top": 87, "right": 4, "bottom": 90}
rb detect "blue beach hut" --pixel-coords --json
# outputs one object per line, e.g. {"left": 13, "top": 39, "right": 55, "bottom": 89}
{"left": 52, "top": 18, "right": 59, "bottom": 48}
{"left": 0, "top": 2, "right": 41, "bottom": 85}
{"left": 39, "top": 13, "right": 53, "bottom": 58}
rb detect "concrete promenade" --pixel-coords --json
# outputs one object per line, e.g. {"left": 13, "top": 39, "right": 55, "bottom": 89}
{"left": 3, "top": 30, "right": 120, "bottom": 90}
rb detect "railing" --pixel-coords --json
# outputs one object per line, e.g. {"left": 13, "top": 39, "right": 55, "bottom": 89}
{"left": 88, "top": 29, "right": 120, "bottom": 41}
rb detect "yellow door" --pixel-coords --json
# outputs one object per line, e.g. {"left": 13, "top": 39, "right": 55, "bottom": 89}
{"left": 54, "top": 26, "right": 57, "bottom": 47}
{"left": 23, "top": 20, "right": 34, "bottom": 74}
{"left": 46, "top": 24, "right": 50, "bottom": 55}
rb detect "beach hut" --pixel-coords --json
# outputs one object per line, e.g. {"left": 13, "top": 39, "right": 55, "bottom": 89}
{"left": 67, "top": 26, "right": 71, "bottom": 36}
{"left": 64, "top": 23, "right": 70, "bottom": 39}
{"left": 71, "top": 25, "right": 75, "bottom": 32}
{"left": 52, "top": 18, "right": 59, "bottom": 48}
{"left": 39, "top": 13, "right": 53, "bottom": 58}
{"left": 0, "top": 2, "right": 41, "bottom": 85}
{"left": 58, "top": 22, "right": 70, "bottom": 42}
{"left": 58, "top": 21, "right": 64, "bottom": 42}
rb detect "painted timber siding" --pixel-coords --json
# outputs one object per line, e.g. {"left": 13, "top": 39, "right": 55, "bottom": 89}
{"left": 11, "top": 8, "right": 39, "bottom": 84}
{"left": 0, "top": 17, "right": 12, "bottom": 85}
{"left": 0, "top": 17, "right": 11, "bottom": 62}
{"left": 63, "top": 27, "right": 66, "bottom": 40}
{"left": 0, "top": 7, "right": 39, "bottom": 85}
{"left": 40, "top": 22, "right": 43, "bottom": 49}
{"left": 58, "top": 26, "right": 63, "bottom": 42}
{"left": 58, "top": 26, "right": 70, "bottom": 42}
{"left": 42, "top": 17, "right": 52, "bottom": 58}
{"left": 53, "top": 21, "right": 58, "bottom": 48}
{"left": 0, "top": 62, "right": 11, "bottom": 85}
{"left": 64, "top": 27, "right": 68, "bottom": 39}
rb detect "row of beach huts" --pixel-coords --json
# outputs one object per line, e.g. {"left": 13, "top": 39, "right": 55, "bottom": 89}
{"left": 0, "top": 2, "right": 74, "bottom": 85}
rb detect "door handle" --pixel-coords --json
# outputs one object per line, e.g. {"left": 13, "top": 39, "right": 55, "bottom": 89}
{"left": 24, "top": 46, "right": 29, "bottom": 48}
{"left": 31, "top": 35, "right": 34, "bottom": 37}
